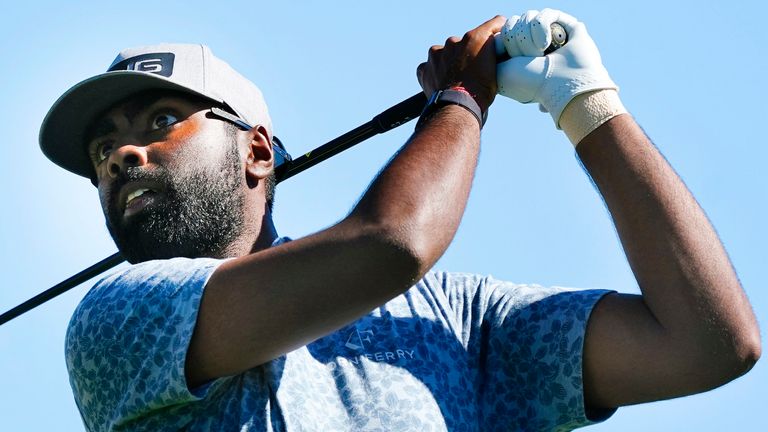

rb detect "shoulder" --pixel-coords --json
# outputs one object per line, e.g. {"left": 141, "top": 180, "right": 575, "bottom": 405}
{"left": 66, "top": 257, "right": 225, "bottom": 338}
{"left": 90, "top": 257, "right": 223, "bottom": 299}
{"left": 419, "top": 270, "right": 609, "bottom": 306}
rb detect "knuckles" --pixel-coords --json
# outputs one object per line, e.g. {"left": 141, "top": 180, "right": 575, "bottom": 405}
{"left": 447, "top": 36, "right": 461, "bottom": 45}
{"left": 419, "top": 16, "right": 504, "bottom": 95}
{"left": 416, "top": 62, "right": 427, "bottom": 78}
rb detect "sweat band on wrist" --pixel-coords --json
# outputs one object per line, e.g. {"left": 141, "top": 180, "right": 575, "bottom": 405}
{"left": 559, "top": 89, "right": 628, "bottom": 147}
{"left": 417, "top": 88, "right": 486, "bottom": 130}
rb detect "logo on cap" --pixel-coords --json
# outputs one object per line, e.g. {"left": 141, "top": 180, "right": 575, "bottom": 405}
{"left": 108, "top": 53, "right": 175, "bottom": 77}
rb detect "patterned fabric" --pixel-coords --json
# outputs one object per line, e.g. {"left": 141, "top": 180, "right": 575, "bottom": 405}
{"left": 65, "top": 244, "right": 615, "bottom": 431}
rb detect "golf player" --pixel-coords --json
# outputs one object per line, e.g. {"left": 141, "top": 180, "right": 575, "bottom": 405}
{"left": 42, "top": 9, "right": 760, "bottom": 431}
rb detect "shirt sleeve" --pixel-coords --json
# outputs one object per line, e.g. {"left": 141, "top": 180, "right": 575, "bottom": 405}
{"left": 432, "top": 272, "right": 616, "bottom": 431}
{"left": 64, "top": 257, "right": 224, "bottom": 431}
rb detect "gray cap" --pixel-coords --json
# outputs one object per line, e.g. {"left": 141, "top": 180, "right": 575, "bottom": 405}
{"left": 39, "top": 43, "right": 272, "bottom": 179}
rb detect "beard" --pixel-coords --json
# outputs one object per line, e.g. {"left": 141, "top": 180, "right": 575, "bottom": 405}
{"left": 102, "top": 143, "right": 246, "bottom": 264}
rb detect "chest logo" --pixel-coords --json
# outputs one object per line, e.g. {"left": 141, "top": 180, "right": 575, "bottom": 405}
{"left": 345, "top": 328, "right": 374, "bottom": 351}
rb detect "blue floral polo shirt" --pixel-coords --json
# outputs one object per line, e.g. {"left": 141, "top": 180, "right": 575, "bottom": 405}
{"left": 65, "top": 248, "right": 614, "bottom": 431}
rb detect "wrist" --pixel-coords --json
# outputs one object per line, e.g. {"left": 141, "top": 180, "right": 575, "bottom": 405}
{"left": 417, "top": 87, "right": 487, "bottom": 130}
{"left": 449, "top": 85, "right": 492, "bottom": 115}
{"left": 559, "top": 89, "right": 627, "bottom": 147}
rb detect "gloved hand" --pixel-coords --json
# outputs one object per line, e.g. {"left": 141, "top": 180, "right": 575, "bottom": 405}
{"left": 496, "top": 9, "right": 618, "bottom": 127}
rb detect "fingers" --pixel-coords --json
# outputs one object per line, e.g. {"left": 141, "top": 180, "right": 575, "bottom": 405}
{"left": 493, "top": 32, "right": 508, "bottom": 58}
{"left": 458, "top": 15, "right": 507, "bottom": 60}
{"left": 416, "top": 62, "right": 428, "bottom": 95}
{"left": 545, "top": 8, "right": 579, "bottom": 34}
{"left": 499, "top": 8, "right": 581, "bottom": 58}
{"left": 530, "top": 9, "right": 557, "bottom": 51}
{"left": 475, "top": 14, "right": 508, "bottom": 37}
{"left": 425, "top": 15, "right": 508, "bottom": 61}
{"left": 515, "top": 10, "right": 540, "bottom": 56}
{"left": 501, "top": 15, "right": 522, "bottom": 57}
{"left": 416, "top": 15, "right": 507, "bottom": 111}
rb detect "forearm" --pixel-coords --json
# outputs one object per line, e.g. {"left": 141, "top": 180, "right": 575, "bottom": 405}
{"left": 495, "top": 8, "right": 760, "bottom": 407}
{"left": 348, "top": 105, "right": 479, "bottom": 274}
{"left": 578, "top": 114, "right": 760, "bottom": 378}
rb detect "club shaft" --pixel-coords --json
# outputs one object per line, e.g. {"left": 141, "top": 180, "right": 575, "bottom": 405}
{"left": 0, "top": 92, "right": 427, "bottom": 327}
{"left": 277, "top": 92, "right": 426, "bottom": 182}
{"left": 0, "top": 252, "right": 125, "bottom": 325}
{"left": 277, "top": 123, "right": 379, "bottom": 182}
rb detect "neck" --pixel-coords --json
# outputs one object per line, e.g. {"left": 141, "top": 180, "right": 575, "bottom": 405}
{"left": 250, "top": 212, "right": 279, "bottom": 253}
{"left": 217, "top": 206, "right": 278, "bottom": 258}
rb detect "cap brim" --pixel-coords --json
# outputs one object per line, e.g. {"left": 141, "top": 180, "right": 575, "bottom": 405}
{"left": 39, "top": 71, "right": 222, "bottom": 179}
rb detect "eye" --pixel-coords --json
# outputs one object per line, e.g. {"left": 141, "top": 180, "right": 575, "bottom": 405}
{"left": 92, "top": 140, "right": 114, "bottom": 164}
{"left": 150, "top": 112, "right": 179, "bottom": 130}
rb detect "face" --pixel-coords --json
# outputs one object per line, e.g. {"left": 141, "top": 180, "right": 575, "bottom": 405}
{"left": 87, "top": 92, "right": 248, "bottom": 263}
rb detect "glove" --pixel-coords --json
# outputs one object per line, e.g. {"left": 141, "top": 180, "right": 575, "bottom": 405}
{"left": 496, "top": 9, "right": 618, "bottom": 127}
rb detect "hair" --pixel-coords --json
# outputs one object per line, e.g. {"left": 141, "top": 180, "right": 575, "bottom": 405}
{"left": 264, "top": 171, "right": 277, "bottom": 212}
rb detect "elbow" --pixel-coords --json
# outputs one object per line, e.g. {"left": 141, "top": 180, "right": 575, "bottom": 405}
{"left": 725, "top": 304, "right": 762, "bottom": 379}
{"left": 376, "top": 222, "right": 439, "bottom": 278}
{"left": 350, "top": 218, "right": 443, "bottom": 281}
{"left": 700, "top": 284, "right": 762, "bottom": 384}
{"left": 731, "top": 325, "right": 761, "bottom": 377}
{"left": 706, "top": 322, "right": 762, "bottom": 387}
{"left": 379, "top": 221, "right": 452, "bottom": 277}
{"left": 337, "top": 221, "right": 421, "bottom": 284}
{"left": 345, "top": 201, "right": 454, "bottom": 277}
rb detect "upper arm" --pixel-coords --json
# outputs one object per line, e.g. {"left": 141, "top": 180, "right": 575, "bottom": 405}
{"left": 185, "top": 222, "right": 422, "bottom": 388}
{"left": 474, "top": 282, "right": 614, "bottom": 430}
{"left": 583, "top": 292, "right": 738, "bottom": 409}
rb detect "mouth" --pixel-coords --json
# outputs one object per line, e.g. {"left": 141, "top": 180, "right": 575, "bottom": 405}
{"left": 118, "top": 183, "right": 162, "bottom": 218}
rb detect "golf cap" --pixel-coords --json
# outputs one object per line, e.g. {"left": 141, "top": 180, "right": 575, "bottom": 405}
{"left": 39, "top": 43, "right": 273, "bottom": 179}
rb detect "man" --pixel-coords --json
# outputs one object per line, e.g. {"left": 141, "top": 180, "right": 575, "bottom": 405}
{"left": 43, "top": 9, "right": 759, "bottom": 431}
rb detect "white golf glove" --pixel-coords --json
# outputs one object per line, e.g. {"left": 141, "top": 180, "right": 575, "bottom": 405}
{"left": 496, "top": 9, "right": 618, "bottom": 128}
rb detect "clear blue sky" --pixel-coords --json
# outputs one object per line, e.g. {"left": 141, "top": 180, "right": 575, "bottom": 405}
{"left": 1, "top": 1, "right": 765, "bottom": 430}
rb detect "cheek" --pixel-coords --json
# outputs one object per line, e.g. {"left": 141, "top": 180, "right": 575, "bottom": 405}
{"left": 163, "top": 122, "right": 236, "bottom": 172}
{"left": 97, "top": 184, "right": 114, "bottom": 214}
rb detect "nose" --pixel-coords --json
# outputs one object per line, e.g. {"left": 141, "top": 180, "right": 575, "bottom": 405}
{"left": 106, "top": 142, "right": 149, "bottom": 178}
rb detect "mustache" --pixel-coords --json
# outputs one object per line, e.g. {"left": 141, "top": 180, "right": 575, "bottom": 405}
{"left": 105, "top": 166, "right": 172, "bottom": 208}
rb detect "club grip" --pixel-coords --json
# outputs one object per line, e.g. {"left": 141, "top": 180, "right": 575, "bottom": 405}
{"left": 494, "top": 21, "right": 569, "bottom": 59}
{"left": 543, "top": 23, "right": 567, "bottom": 54}
{"left": 372, "top": 92, "right": 428, "bottom": 133}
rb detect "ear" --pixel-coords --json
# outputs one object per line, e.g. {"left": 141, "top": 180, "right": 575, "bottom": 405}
{"left": 244, "top": 125, "right": 274, "bottom": 188}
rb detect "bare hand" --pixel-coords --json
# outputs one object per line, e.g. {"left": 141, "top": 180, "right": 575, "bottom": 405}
{"left": 417, "top": 15, "right": 506, "bottom": 112}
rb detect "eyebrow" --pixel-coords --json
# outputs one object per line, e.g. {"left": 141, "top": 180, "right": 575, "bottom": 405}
{"left": 84, "top": 93, "right": 169, "bottom": 146}
{"left": 123, "top": 93, "right": 165, "bottom": 122}
{"left": 84, "top": 118, "right": 117, "bottom": 146}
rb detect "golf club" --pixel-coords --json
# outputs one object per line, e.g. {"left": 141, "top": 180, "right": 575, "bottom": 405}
{"left": 0, "top": 24, "right": 568, "bottom": 327}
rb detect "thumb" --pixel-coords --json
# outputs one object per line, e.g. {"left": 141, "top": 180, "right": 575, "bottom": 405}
{"left": 496, "top": 55, "right": 548, "bottom": 103}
